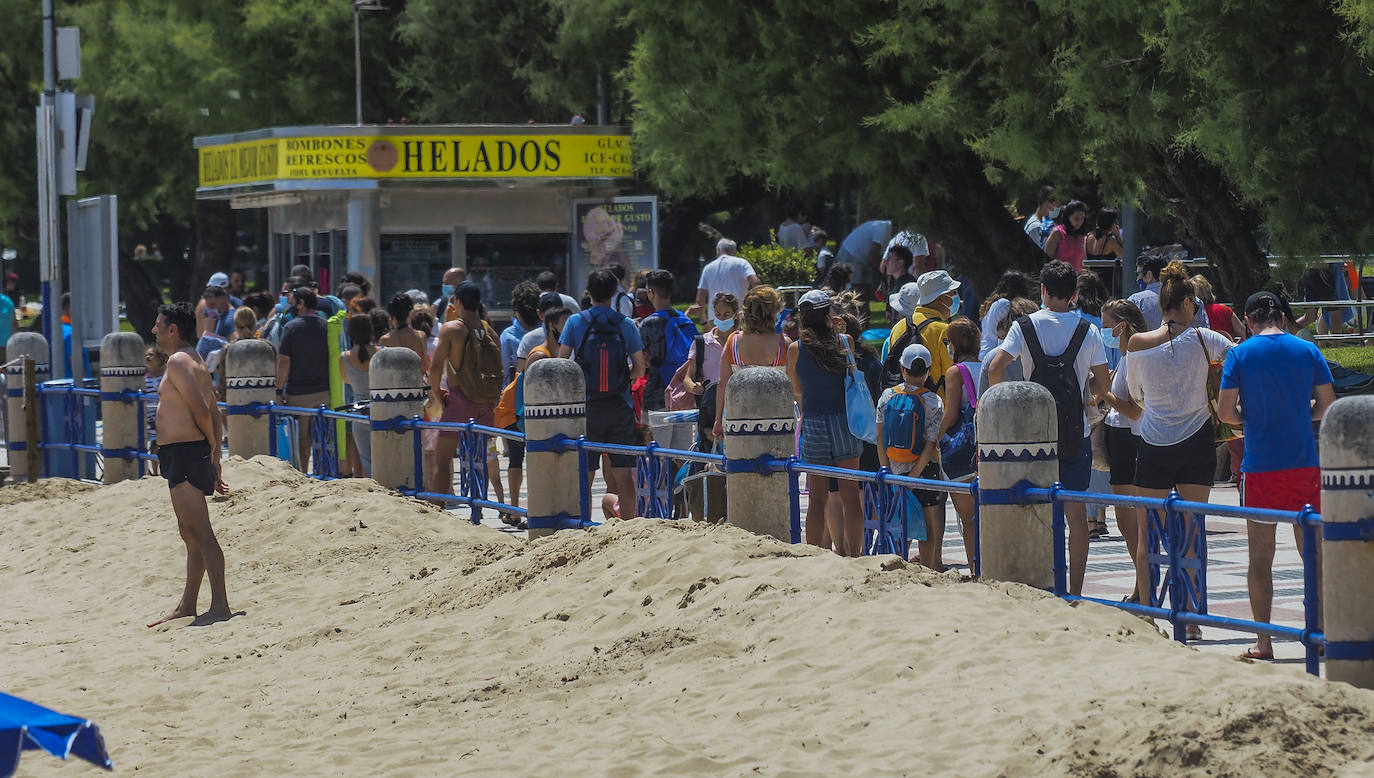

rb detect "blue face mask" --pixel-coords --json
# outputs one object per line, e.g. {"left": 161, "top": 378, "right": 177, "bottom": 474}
{"left": 714, "top": 317, "right": 735, "bottom": 332}
{"left": 276, "top": 295, "right": 290, "bottom": 314}
{"left": 1136, "top": 277, "right": 1148, "bottom": 292}
{"left": 949, "top": 294, "right": 961, "bottom": 317}
{"left": 1102, "top": 329, "right": 1120, "bottom": 349}
{"left": 1048, "top": 207, "right": 1062, "bottom": 219}
{"left": 441, "top": 284, "right": 455, "bottom": 299}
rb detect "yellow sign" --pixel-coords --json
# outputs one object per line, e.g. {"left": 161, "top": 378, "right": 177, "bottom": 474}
{"left": 198, "top": 133, "right": 632, "bottom": 187}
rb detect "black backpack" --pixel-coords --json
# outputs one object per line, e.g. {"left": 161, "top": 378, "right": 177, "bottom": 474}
{"left": 881, "top": 314, "right": 938, "bottom": 390}
{"left": 574, "top": 309, "right": 631, "bottom": 400}
{"left": 1020, "top": 316, "right": 1090, "bottom": 461}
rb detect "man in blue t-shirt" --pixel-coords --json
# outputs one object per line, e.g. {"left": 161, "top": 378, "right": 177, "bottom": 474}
{"left": 1218, "top": 290, "right": 1336, "bottom": 661}
{"left": 558, "top": 268, "right": 646, "bottom": 517}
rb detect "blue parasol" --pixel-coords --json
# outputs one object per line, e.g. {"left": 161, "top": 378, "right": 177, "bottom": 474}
{"left": 0, "top": 691, "right": 112, "bottom": 777}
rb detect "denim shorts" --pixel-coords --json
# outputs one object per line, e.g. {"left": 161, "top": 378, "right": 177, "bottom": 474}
{"left": 799, "top": 412, "right": 863, "bottom": 465}
{"left": 1058, "top": 433, "right": 1093, "bottom": 492}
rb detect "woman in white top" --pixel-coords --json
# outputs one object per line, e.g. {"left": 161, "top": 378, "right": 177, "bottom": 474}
{"left": 937, "top": 317, "right": 982, "bottom": 568}
{"left": 1114, "top": 263, "right": 1234, "bottom": 635}
{"left": 1099, "top": 299, "right": 1148, "bottom": 603}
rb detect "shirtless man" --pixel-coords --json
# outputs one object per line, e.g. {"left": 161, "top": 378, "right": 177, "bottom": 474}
{"left": 147, "top": 302, "right": 232, "bottom": 627}
{"left": 428, "top": 282, "right": 500, "bottom": 496}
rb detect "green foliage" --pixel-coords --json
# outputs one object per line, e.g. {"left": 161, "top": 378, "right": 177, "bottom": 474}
{"left": 738, "top": 235, "right": 815, "bottom": 288}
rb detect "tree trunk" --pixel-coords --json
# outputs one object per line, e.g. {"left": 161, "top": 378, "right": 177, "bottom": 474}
{"left": 1143, "top": 147, "right": 1269, "bottom": 305}
{"left": 921, "top": 147, "right": 1048, "bottom": 296}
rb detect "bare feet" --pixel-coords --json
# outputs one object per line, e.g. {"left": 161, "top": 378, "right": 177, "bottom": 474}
{"left": 190, "top": 608, "right": 238, "bottom": 627}
{"left": 147, "top": 607, "right": 196, "bottom": 628}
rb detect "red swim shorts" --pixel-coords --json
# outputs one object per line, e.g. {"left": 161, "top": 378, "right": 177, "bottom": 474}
{"left": 1242, "top": 467, "right": 1321, "bottom": 513}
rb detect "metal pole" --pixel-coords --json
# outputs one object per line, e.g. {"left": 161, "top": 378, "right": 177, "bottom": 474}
{"left": 353, "top": 5, "right": 362, "bottom": 126}
{"left": 39, "top": 0, "right": 63, "bottom": 380}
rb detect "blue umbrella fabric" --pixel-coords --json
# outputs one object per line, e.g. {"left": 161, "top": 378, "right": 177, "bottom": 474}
{"left": 0, "top": 691, "right": 112, "bottom": 777}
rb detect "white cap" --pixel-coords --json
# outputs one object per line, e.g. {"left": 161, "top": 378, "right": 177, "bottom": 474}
{"left": 900, "top": 343, "right": 932, "bottom": 371}
{"left": 798, "top": 289, "right": 831, "bottom": 310}
{"left": 207, "top": 272, "right": 229, "bottom": 288}
{"left": 915, "top": 270, "right": 961, "bottom": 306}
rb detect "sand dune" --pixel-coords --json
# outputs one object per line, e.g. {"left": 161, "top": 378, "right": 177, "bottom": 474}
{"left": 2, "top": 456, "right": 1373, "bottom": 776}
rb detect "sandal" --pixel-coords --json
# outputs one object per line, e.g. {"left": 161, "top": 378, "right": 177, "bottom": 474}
{"left": 1186, "top": 625, "right": 1203, "bottom": 641}
{"left": 1089, "top": 520, "right": 1109, "bottom": 539}
{"left": 499, "top": 512, "right": 521, "bottom": 528}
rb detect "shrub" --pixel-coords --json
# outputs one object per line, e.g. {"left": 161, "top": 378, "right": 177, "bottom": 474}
{"left": 738, "top": 231, "right": 816, "bottom": 287}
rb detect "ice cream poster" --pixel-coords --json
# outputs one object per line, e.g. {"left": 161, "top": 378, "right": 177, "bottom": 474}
{"left": 571, "top": 196, "right": 658, "bottom": 287}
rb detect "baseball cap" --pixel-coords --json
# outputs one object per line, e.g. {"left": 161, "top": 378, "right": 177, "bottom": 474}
{"left": 537, "top": 291, "right": 563, "bottom": 313}
{"left": 1244, "top": 290, "right": 1282, "bottom": 317}
{"left": 6, "top": 272, "right": 17, "bottom": 283}
{"left": 207, "top": 271, "right": 229, "bottom": 288}
{"left": 798, "top": 289, "right": 831, "bottom": 310}
{"left": 900, "top": 343, "right": 932, "bottom": 371}
{"left": 914, "top": 270, "right": 960, "bottom": 306}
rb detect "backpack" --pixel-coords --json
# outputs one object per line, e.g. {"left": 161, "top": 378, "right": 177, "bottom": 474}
{"left": 652, "top": 309, "right": 700, "bottom": 387}
{"left": 453, "top": 320, "right": 504, "bottom": 405}
{"left": 881, "top": 385, "right": 932, "bottom": 464}
{"left": 574, "top": 309, "right": 631, "bottom": 400}
{"left": 1020, "top": 317, "right": 1090, "bottom": 461}
{"left": 613, "top": 290, "right": 634, "bottom": 317}
{"left": 881, "top": 314, "right": 938, "bottom": 389}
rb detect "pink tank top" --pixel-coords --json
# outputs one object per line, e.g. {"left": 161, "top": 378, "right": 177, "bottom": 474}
{"left": 1050, "top": 224, "right": 1086, "bottom": 271}
{"left": 729, "top": 332, "right": 787, "bottom": 367}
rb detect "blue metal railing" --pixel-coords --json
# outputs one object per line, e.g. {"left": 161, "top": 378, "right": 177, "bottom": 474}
{"left": 31, "top": 386, "right": 1344, "bottom": 677}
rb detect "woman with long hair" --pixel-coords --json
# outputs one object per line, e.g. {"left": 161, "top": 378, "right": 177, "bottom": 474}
{"left": 712, "top": 286, "right": 789, "bottom": 439}
{"left": 1043, "top": 199, "right": 1090, "bottom": 271}
{"left": 1191, "top": 275, "right": 1244, "bottom": 342}
{"left": 937, "top": 317, "right": 981, "bottom": 568}
{"left": 788, "top": 290, "right": 865, "bottom": 556}
{"left": 230, "top": 306, "right": 257, "bottom": 342}
{"left": 1085, "top": 207, "right": 1123, "bottom": 262}
{"left": 978, "top": 271, "right": 1035, "bottom": 360}
{"left": 1099, "top": 298, "right": 1148, "bottom": 601}
{"left": 1113, "top": 262, "right": 1234, "bottom": 634}
{"left": 340, "top": 313, "right": 374, "bottom": 477}
{"left": 683, "top": 292, "right": 740, "bottom": 448}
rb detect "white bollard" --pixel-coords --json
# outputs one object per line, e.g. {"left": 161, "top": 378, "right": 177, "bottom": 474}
{"left": 5, "top": 333, "right": 51, "bottom": 482}
{"left": 224, "top": 339, "right": 278, "bottom": 460}
{"left": 975, "top": 381, "right": 1058, "bottom": 589}
{"left": 722, "top": 367, "right": 795, "bottom": 542}
{"left": 1319, "top": 395, "right": 1374, "bottom": 689}
{"left": 369, "top": 347, "right": 424, "bottom": 492}
{"left": 98, "top": 332, "right": 147, "bottom": 484}
{"left": 523, "top": 358, "right": 588, "bottom": 539}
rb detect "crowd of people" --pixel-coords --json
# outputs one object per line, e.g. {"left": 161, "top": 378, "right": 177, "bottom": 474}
{"left": 146, "top": 206, "right": 1338, "bottom": 659}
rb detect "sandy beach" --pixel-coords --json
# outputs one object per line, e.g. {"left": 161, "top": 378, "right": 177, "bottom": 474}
{"left": 3, "top": 456, "right": 1373, "bottom": 776}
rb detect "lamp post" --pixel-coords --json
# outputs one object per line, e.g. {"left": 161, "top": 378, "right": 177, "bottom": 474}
{"left": 353, "top": 0, "right": 384, "bottom": 126}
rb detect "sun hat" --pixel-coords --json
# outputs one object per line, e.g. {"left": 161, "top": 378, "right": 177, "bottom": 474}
{"left": 900, "top": 343, "right": 933, "bottom": 371}
{"left": 891, "top": 282, "right": 922, "bottom": 318}
{"left": 798, "top": 289, "right": 832, "bottom": 310}
{"left": 207, "top": 271, "right": 229, "bottom": 288}
{"left": 915, "top": 270, "right": 961, "bottom": 306}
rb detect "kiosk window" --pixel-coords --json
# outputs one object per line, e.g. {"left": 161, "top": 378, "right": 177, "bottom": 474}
{"left": 381, "top": 233, "right": 452, "bottom": 303}
{"left": 466, "top": 233, "right": 569, "bottom": 309}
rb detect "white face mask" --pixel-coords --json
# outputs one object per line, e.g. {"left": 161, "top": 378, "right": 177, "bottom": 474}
{"left": 713, "top": 317, "right": 735, "bottom": 332}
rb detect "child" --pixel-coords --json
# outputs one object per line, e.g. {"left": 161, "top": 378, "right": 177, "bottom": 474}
{"left": 876, "top": 343, "right": 949, "bottom": 569}
{"left": 144, "top": 346, "right": 168, "bottom": 476}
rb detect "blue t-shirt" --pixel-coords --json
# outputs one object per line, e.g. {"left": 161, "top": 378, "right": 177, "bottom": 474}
{"left": 0, "top": 292, "right": 14, "bottom": 343}
{"left": 1220, "top": 333, "right": 1333, "bottom": 473}
{"left": 558, "top": 305, "right": 644, "bottom": 408}
{"left": 500, "top": 318, "right": 527, "bottom": 384}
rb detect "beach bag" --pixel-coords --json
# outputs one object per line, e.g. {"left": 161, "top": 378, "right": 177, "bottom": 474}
{"left": 1021, "top": 316, "right": 1089, "bottom": 461}
{"left": 844, "top": 335, "right": 878, "bottom": 444}
{"left": 1197, "top": 328, "right": 1240, "bottom": 442}
{"left": 938, "top": 363, "right": 978, "bottom": 478}
{"left": 881, "top": 385, "right": 930, "bottom": 464}
{"left": 574, "top": 309, "right": 631, "bottom": 400}
{"left": 665, "top": 334, "right": 707, "bottom": 411}
{"left": 494, "top": 376, "right": 518, "bottom": 429}
{"left": 453, "top": 321, "right": 504, "bottom": 405}
{"left": 652, "top": 308, "right": 700, "bottom": 387}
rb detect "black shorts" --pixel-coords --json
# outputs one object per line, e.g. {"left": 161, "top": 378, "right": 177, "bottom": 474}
{"left": 585, "top": 397, "right": 638, "bottom": 471}
{"left": 1104, "top": 424, "right": 1140, "bottom": 486}
{"left": 505, "top": 425, "right": 526, "bottom": 469}
{"left": 1135, "top": 421, "right": 1215, "bottom": 491}
{"left": 159, "top": 440, "right": 214, "bottom": 495}
{"left": 911, "top": 460, "right": 948, "bottom": 508}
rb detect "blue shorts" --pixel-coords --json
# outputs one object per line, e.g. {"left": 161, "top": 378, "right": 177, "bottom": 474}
{"left": 1059, "top": 434, "right": 1093, "bottom": 491}
{"left": 799, "top": 413, "right": 863, "bottom": 465}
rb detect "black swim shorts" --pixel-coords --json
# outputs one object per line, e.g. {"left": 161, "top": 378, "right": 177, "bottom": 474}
{"left": 158, "top": 440, "right": 215, "bottom": 495}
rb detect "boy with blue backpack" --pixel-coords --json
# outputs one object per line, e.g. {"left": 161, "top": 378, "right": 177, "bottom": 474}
{"left": 638, "top": 269, "right": 700, "bottom": 413}
{"left": 558, "top": 268, "right": 647, "bottom": 515}
{"left": 876, "top": 343, "right": 950, "bottom": 569}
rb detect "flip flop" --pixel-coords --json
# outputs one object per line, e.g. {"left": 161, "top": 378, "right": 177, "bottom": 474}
{"left": 1239, "top": 647, "right": 1274, "bottom": 660}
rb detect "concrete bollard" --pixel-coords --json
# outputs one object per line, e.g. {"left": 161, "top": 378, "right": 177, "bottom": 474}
{"left": 5, "top": 333, "right": 51, "bottom": 482}
{"left": 1319, "top": 395, "right": 1374, "bottom": 689}
{"left": 975, "top": 381, "right": 1058, "bottom": 589}
{"left": 98, "top": 332, "right": 147, "bottom": 484}
{"left": 722, "top": 367, "right": 795, "bottom": 542}
{"left": 224, "top": 339, "right": 278, "bottom": 460}
{"left": 523, "top": 358, "right": 587, "bottom": 539}
{"left": 369, "top": 347, "right": 424, "bottom": 492}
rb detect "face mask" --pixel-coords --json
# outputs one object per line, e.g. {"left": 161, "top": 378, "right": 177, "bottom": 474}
{"left": 948, "top": 294, "right": 961, "bottom": 316}
{"left": 1102, "top": 329, "right": 1120, "bottom": 349}
{"left": 1136, "top": 278, "right": 1148, "bottom": 292}
{"left": 204, "top": 308, "right": 219, "bottom": 320}
{"left": 441, "top": 284, "right": 455, "bottom": 299}
{"left": 714, "top": 317, "right": 735, "bottom": 332}
{"left": 277, "top": 294, "right": 290, "bottom": 314}
{"left": 1048, "top": 207, "right": 1062, "bottom": 219}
